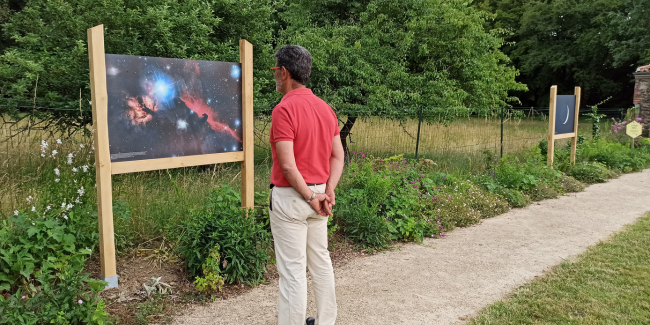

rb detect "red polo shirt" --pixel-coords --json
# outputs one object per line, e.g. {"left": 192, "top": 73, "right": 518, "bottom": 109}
{"left": 270, "top": 88, "right": 340, "bottom": 187}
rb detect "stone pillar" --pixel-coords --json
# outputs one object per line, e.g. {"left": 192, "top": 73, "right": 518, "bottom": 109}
{"left": 633, "top": 65, "right": 650, "bottom": 136}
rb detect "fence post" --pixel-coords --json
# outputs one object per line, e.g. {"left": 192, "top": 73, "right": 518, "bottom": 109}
{"left": 415, "top": 106, "right": 423, "bottom": 162}
{"left": 500, "top": 106, "right": 504, "bottom": 158}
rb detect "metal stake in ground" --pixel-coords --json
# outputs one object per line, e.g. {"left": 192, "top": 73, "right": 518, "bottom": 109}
{"left": 415, "top": 105, "right": 422, "bottom": 162}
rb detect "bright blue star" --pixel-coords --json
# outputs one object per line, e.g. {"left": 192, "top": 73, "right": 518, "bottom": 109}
{"left": 231, "top": 65, "right": 241, "bottom": 79}
{"left": 152, "top": 71, "right": 176, "bottom": 105}
{"left": 154, "top": 81, "right": 169, "bottom": 97}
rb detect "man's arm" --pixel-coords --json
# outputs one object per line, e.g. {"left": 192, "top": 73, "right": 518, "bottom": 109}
{"left": 325, "top": 135, "right": 345, "bottom": 206}
{"left": 276, "top": 141, "right": 332, "bottom": 216}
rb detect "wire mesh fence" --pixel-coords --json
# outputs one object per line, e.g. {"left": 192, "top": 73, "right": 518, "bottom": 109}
{"left": 2, "top": 103, "right": 626, "bottom": 171}
{"left": 251, "top": 107, "right": 624, "bottom": 169}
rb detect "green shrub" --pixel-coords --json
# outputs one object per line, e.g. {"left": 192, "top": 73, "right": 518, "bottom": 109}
{"left": 497, "top": 188, "right": 531, "bottom": 208}
{"left": 0, "top": 265, "right": 109, "bottom": 325}
{"left": 562, "top": 161, "right": 616, "bottom": 184}
{"left": 538, "top": 139, "right": 548, "bottom": 158}
{"left": 524, "top": 183, "right": 560, "bottom": 201}
{"left": 578, "top": 140, "right": 650, "bottom": 172}
{"left": 176, "top": 185, "right": 272, "bottom": 285}
{"left": 0, "top": 214, "right": 92, "bottom": 293}
{"left": 463, "top": 184, "right": 510, "bottom": 219}
{"left": 494, "top": 159, "right": 538, "bottom": 192}
{"left": 0, "top": 138, "right": 99, "bottom": 294}
{"left": 193, "top": 245, "right": 225, "bottom": 293}
{"left": 557, "top": 175, "right": 587, "bottom": 193}
{"left": 335, "top": 189, "right": 391, "bottom": 250}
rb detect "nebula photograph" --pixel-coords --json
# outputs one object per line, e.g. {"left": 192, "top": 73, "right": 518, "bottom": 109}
{"left": 105, "top": 54, "right": 243, "bottom": 163}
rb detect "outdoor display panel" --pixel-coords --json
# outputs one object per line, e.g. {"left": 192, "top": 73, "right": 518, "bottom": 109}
{"left": 106, "top": 55, "right": 243, "bottom": 162}
{"left": 87, "top": 25, "right": 254, "bottom": 289}
{"left": 106, "top": 54, "right": 243, "bottom": 162}
{"left": 547, "top": 86, "right": 581, "bottom": 166}
{"left": 554, "top": 95, "right": 576, "bottom": 135}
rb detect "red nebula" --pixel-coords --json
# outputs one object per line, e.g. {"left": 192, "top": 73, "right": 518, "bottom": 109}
{"left": 126, "top": 95, "right": 158, "bottom": 125}
{"left": 180, "top": 92, "right": 241, "bottom": 142}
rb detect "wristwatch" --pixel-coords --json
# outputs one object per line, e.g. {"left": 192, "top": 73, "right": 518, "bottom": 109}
{"left": 306, "top": 190, "right": 316, "bottom": 203}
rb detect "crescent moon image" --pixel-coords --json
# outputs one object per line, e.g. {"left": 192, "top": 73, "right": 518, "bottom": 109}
{"left": 563, "top": 105, "right": 570, "bottom": 124}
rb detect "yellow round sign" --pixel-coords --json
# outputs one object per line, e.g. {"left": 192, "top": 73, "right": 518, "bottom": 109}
{"left": 626, "top": 121, "right": 643, "bottom": 138}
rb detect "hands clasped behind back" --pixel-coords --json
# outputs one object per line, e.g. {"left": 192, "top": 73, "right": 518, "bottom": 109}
{"left": 309, "top": 192, "right": 334, "bottom": 217}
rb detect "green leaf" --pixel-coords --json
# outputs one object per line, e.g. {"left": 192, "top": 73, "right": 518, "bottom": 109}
{"left": 27, "top": 227, "right": 39, "bottom": 238}
{"left": 19, "top": 262, "right": 35, "bottom": 279}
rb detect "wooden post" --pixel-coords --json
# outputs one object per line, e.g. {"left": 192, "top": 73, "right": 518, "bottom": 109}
{"left": 547, "top": 86, "right": 557, "bottom": 166}
{"left": 240, "top": 40, "right": 254, "bottom": 210}
{"left": 88, "top": 25, "right": 118, "bottom": 288}
{"left": 570, "top": 87, "right": 581, "bottom": 163}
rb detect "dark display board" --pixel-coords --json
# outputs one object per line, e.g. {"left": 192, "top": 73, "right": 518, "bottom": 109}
{"left": 554, "top": 95, "right": 576, "bottom": 135}
{"left": 105, "top": 54, "right": 243, "bottom": 162}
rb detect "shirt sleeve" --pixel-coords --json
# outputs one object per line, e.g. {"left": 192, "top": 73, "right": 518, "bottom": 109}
{"left": 271, "top": 105, "right": 295, "bottom": 142}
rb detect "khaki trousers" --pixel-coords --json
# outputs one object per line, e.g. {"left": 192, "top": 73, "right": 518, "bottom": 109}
{"left": 270, "top": 184, "right": 337, "bottom": 325}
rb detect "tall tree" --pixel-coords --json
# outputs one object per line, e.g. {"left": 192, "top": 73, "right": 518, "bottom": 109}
{"left": 280, "top": 0, "right": 526, "bottom": 154}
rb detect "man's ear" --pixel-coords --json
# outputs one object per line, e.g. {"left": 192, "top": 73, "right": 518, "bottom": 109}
{"left": 281, "top": 67, "right": 291, "bottom": 80}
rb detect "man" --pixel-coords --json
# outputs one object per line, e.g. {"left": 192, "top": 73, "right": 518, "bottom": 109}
{"left": 269, "top": 45, "right": 344, "bottom": 325}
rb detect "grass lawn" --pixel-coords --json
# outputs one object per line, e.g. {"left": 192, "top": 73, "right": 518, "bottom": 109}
{"left": 469, "top": 212, "right": 650, "bottom": 325}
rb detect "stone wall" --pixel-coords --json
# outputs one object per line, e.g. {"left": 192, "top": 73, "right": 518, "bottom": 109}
{"left": 633, "top": 65, "right": 650, "bottom": 136}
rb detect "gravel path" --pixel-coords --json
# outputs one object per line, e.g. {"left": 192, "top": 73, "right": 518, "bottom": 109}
{"left": 171, "top": 169, "right": 650, "bottom": 325}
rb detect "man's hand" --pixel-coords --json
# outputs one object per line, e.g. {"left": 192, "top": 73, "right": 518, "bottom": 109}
{"left": 309, "top": 193, "right": 333, "bottom": 217}
{"left": 325, "top": 189, "right": 336, "bottom": 206}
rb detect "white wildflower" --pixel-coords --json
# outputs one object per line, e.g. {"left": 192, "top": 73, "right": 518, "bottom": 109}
{"left": 66, "top": 203, "right": 73, "bottom": 210}
{"left": 80, "top": 144, "right": 84, "bottom": 148}
{"left": 77, "top": 186, "right": 85, "bottom": 196}
{"left": 32, "top": 223, "right": 35, "bottom": 226}
{"left": 73, "top": 180, "right": 77, "bottom": 183}
{"left": 41, "top": 140, "right": 48, "bottom": 148}
{"left": 67, "top": 153, "right": 73, "bottom": 165}
{"left": 54, "top": 168, "right": 60, "bottom": 176}
{"left": 46, "top": 205, "right": 51, "bottom": 211}
{"left": 75, "top": 198, "right": 81, "bottom": 204}
{"left": 61, "top": 202, "right": 66, "bottom": 210}
{"left": 31, "top": 206, "right": 35, "bottom": 212}
{"left": 14, "top": 210, "right": 19, "bottom": 215}
{"left": 41, "top": 153, "right": 45, "bottom": 157}
{"left": 63, "top": 215, "right": 68, "bottom": 220}
{"left": 55, "top": 178, "right": 60, "bottom": 183}
{"left": 51, "top": 150, "right": 58, "bottom": 157}
{"left": 56, "top": 139, "right": 62, "bottom": 145}
{"left": 72, "top": 167, "right": 78, "bottom": 173}
{"left": 81, "top": 165, "right": 88, "bottom": 172}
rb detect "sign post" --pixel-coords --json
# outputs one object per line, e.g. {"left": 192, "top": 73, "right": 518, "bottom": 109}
{"left": 626, "top": 121, "right": 642, "bottom": 149}
{"left": 87, "top": 25, "right": 254, "bottom": 288}
{"left": 547, "top": 85, "right": 581, "bottom": 166}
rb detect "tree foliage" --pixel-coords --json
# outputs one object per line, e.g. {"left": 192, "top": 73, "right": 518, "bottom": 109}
{"left": 474, "top": 0, "right": 650, "bottom": 107}
{"left": 281, "top": 0, "right": 525, "bottom": 118}
{"left": 0, "top": 0, "right": 524, "bottom": 133}
{"left": 0, "top": 0, "right": 277, "bottom": 125}
{"left": 278, "top": 0, "right": 525, "bottom": 153}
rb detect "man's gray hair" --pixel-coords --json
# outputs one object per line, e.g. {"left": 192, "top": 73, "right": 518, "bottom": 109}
{"left": 274, "top": 45, "right": 312, "bottom": 85}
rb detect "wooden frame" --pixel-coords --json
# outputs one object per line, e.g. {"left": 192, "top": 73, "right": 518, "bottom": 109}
{"left": 87, "top": 25, "right": 254, "bottom": 288}
{"left": 547, "top": 86, "right": 581, "bottom": 166}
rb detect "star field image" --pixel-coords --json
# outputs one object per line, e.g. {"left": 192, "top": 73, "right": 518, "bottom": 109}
{"left": 105, "top": 54, "right": 243, "bottom": 162}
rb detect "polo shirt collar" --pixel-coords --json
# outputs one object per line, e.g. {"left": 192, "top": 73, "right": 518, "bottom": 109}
{"left": 281, "top": 88, "right": 313, "bottom": 102}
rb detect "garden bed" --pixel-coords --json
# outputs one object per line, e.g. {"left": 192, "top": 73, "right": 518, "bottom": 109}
{"left": 2, "top": 131, "right": 649, "bottom": 324}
